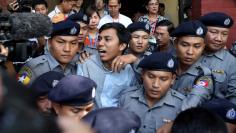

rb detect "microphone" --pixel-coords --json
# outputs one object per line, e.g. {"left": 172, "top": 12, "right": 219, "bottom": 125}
{"left": 9, "top": 13, "right": 52, "bottom": 40}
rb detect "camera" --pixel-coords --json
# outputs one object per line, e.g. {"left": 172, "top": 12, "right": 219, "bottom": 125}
{"left": 0, "top": 13, "right": 34, "bottom": 63}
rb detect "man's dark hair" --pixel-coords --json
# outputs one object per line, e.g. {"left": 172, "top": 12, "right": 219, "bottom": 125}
{"left": 32, "top": 0, "right": 48, "bottom": 8}
{"left": 108, "top": 0, "right": 121, "bottom": 4}
{"left": 99, "top": 23, "right": 130, "bottom": 45}
{"left": 171, "top": 107, "right": 228, "bottom": 133}
{"left": 156, "top": 20, "right": 175, "bottom": 34}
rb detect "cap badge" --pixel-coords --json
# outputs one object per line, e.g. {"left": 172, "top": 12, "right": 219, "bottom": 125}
{"left": 70, "top": 27, "right": 77, "bottom": 35}
{"left": 52, "top": 80, "right": 59, "bottom": 88}
{"left": 224, "top": 18, "right": 231, "bottom": 26}
{"left": 92, "top": 87, "right": 96, "bottom": 98}
{"left": 226, "top": 108, "right": 236, "bottom": 120}
{"left": 196, "top": 27, "right": 203, "bottom": 35}
{"left": 145, "top": 23, "right": 150, "bottom": 31}
{"left": 167, "top": 59, "right": 174, "bottom": 68}
{"left": 129, "top": 129, "right": 135, "bottom": 133}
{"left": 83, "top": 15, "right": 88, "bottom": 21}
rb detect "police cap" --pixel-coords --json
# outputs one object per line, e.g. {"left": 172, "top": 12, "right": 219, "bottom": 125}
{"left": 127, "top": 22, "right": 151, "bottom": 34}
{"left": 82, "top": 107, "right": 141, "bottom": 133}
{"left": 138, "top": 52, "right": 178, "bottom": 73}
{"left": 48, "top": 75, "right": 97, "bottom": 106}
{"left": 67, "top": 13, "right": 89, "bottom": 24}
{"left": 202, "top": 98, "right": 236, "bottom": 124}
{"left": 200, "top": 12, "right": 234, "bottom": 28}
{"left": 51, "top": 19, "right": 80, "bottom": 38}
{"left": 31, "top": 71, "right": 65, "bottom": 97}
{"left": 171, "top": 20, "right": 207, "bottom": 38}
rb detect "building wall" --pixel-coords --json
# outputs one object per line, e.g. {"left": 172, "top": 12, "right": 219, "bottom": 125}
{"left": 160, "top": 0, "right": 179, "bottom": 26}
{"left": 192, "top": 0, "right": 236, "bottom": 47}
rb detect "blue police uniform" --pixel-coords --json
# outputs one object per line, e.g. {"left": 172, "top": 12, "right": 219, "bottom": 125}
{"left": 170, "top": 21, "right": 215, "bottom": 110}
{"left": 199, "top": 12, "right": 236, "bottom": 104}
{"left": 82, "top": 107, "right": 141, "bottom": 133}
{"left": 31, "top": 71, "right": 65, "bottom": 97}
{"left": 126, "top": 22, "right": 152, "bottom": 83}
{"left": 18, "top": 20, "right": 80, "bottom": 86}
{"left": 119, "top": 52, "right": 185, "bottom": 133}
{"left": 48, "top": 75, "right": 97, "bottom": 106}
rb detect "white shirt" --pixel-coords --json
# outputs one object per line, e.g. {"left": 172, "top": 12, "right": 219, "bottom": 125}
{"left": 98, "top": 14, "right": 132, "bottom": 29}
{"left": 48, "top": 6, "right": 73, "bottom": 20}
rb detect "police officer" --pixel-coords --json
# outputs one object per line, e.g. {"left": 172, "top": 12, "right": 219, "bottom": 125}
{"left": 82, "top": 107, "right": 141, "bottom": 133}
{"left": 48, "top": 75, "right": 96, "bottom": 120}
{"left": 68, "top": 13, "right": 89, "bottom": 52}
{"left": 31, "top": 71, "right": 65, "bottom": 115}
{"left": 170, "top": 20, "right": 214, "bottom": 110}
{"left": 18, "top": 20, "right": 80, "bottom": 86}
{"left": 202, "top": 98, "right": 236, "bottom": 133}
{"left": 199, "top": 12, "right": 236, "bottom": 104}
{"left": 119, "top": 52, "right": 185, "bottom": 133}
{"left": 111, "top": 22, "right": 151, "bottom": 82}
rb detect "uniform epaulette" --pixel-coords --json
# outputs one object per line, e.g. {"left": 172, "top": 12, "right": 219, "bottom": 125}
{"left": 26, "top": 55, "right": 48, "bottom": 69}
{"left": 171, "top": 89, "right": 185, "bottom": 100}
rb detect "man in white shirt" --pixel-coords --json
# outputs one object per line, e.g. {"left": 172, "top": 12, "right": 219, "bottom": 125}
{"left": 97, "top": 0, "right": 132, "bottom": 28}
{"left": 48, "top": 0, "right": 75, "bottom": 22}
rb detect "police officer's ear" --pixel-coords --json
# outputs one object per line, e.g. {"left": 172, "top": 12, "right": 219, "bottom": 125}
{"left": 171, "top": 73, "right": 176, "bottom": 85}
{"left": 119, "top": 43, "right": 127, "bottom": 52}
{"left": 173, "top": 38, "right": 178, "bottom": 48}
{"left": 51, "top": 102, "right": 61, "bottom": 115}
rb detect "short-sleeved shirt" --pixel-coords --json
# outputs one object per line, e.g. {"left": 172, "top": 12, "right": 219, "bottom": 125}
{"left": 18, "top": 52, "right": 77, "bottom": 86}
{"left": 77, "top": 55, "right": 138, "bottom": 108}
{"left": 119, "top": 86, "right": 184, "bottom": 133}
{"left": 199, "top": 49, "right": 236, "bottom": 104}
{"left": 171, "top": 59, "right": 214, "bottom": 110}
{"left": 97, "top": 14, "right": 133, "bottom": 29}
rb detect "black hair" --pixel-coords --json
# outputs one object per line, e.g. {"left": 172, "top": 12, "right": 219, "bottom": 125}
{"left": 32, "top": 0, "right": 48, "bottom": 8}
{"left": 99, "top": 23, "right": 130, "bottom": 45}
{"left": 108, "top": 0, "right": 121, "bottom": 4}
{"left": 171, "top": 107, "right": 228, "bottom": 133}
{"left": 156, "top": 20, "right": 175, "bottom": 34}
{"left": 86, "top": 5, "right": 101, "bottom": 18}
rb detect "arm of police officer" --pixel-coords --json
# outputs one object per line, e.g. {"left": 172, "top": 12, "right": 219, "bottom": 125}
{"left": 111, "top": 54, "right": 138, "bottom": 72}
{"left": 181, "top": 76, "right": 214, "bottom": 111}
{"left": 78, "top": 51, "right": 91, "bottom": 63}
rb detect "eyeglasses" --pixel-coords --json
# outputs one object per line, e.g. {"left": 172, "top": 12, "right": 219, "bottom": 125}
{"left": 148, "top": 3, "right": 159, "bottom": 6}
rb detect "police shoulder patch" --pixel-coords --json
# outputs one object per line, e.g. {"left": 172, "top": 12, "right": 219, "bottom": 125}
{"left": 18, "top": 66, "right": 33, "bottom": 85}
{"left": 195, "top": 76, "right": 212, "bottom": 88}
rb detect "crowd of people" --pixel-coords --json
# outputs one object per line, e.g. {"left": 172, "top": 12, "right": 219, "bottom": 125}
{"left": 0, "top": 0, "right": 236, "bottom": 133}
